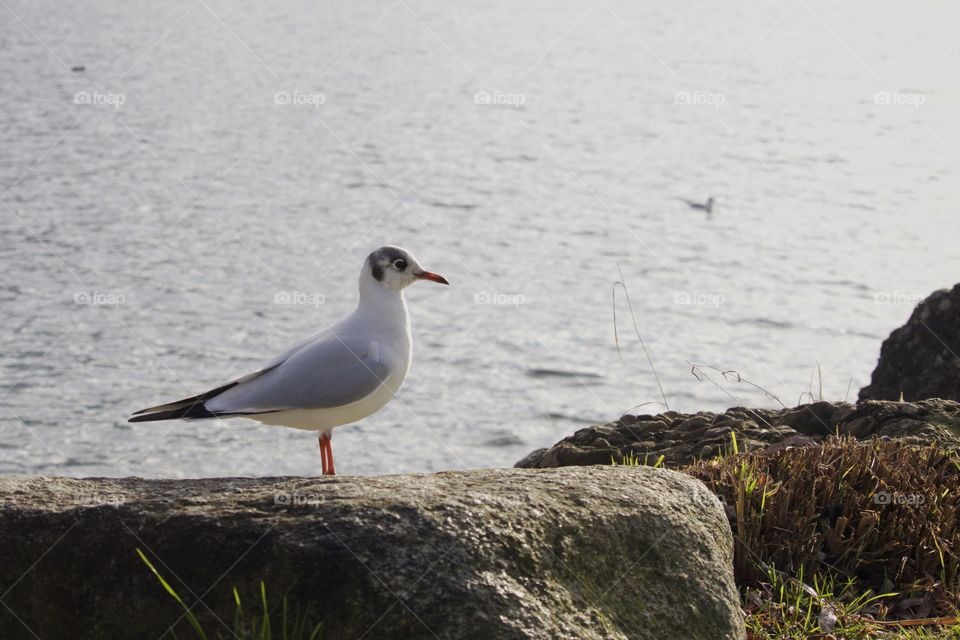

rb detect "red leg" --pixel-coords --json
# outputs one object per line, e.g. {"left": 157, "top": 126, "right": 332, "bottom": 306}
{"left": 318, "top": 434, "right": 328, "bottom": 475}
{"left": 319, "top": 432, "right": 336, "bottom": 476}
{"left": 326, "top": 433, "right": 336, "bottom": 476}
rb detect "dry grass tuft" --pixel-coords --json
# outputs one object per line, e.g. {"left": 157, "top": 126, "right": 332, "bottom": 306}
{"left": 684, "top": 437, "right": 960, "bottom": 626}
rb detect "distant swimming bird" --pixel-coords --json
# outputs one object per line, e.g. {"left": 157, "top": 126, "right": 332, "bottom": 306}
{"left": 681, "top": 197, "right": 714, "bottom": 215}
{"left": 129, "top": 246, "right": 449, "bottom": 475}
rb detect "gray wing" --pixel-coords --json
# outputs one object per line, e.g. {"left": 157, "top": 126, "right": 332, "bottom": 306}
{"left": 204, "top": 333, "right": 392, "bottom": 414}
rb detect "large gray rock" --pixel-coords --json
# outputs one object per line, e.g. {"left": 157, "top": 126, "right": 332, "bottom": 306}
{"left": 0, "top": 468, "right": 743, "bottom": 640}
{"left": 517, "top": 399, "right": 960, "bottom": 469}
{"left": 861, "top": 284, "right": 960, "bottom": 401}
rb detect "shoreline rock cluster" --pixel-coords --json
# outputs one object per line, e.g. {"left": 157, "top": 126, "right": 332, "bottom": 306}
{"left": 516, "top": 399, "right": 960, "bottom": 469}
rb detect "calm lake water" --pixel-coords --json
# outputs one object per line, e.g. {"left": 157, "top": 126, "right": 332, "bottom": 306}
{"left": 2, "top": 0, "right": 959, "bottom": 477}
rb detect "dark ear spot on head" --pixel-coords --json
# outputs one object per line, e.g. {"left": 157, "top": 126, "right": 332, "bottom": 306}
{"left": 368, "top": 253, "right": 385, "bottom": 281}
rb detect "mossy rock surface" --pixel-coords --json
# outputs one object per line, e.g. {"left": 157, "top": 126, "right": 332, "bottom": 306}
{"left": 0, "top": 467, "right": 743, "bottom": 640}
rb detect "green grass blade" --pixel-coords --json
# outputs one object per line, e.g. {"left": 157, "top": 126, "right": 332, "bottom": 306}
{"left": 260, "top": 581, "right": 272, "bottom": 640}
{"left": 136, "top": 548, "right": 208, "bottom": 640}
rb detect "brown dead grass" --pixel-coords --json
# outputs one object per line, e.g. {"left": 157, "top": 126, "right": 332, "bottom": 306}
{"left": 684, "top": 437, "right": 960, "bottom": 620}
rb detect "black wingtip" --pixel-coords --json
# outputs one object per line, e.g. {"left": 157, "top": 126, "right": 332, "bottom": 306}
{"left": 128, "top": 403, "right": 218, "bottom": 423}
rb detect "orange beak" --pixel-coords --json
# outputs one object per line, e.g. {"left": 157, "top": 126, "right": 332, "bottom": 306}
{"left": 415, "top": 270, "right": 449, "bottom": 285}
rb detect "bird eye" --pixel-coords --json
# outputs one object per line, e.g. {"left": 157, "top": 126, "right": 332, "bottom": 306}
{"left": 393, "top": 259, "right": 407, "bottom": 271}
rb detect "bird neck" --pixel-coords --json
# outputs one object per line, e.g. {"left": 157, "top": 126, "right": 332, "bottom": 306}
{"left": 357, "top": 276, "right": 408, "bottom": 324}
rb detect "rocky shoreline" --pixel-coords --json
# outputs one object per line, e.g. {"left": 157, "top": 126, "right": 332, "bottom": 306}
{"left": 3, "top": 402, "right": 959, "bottom": 639}
{"left": 4, "top": 291, "right": 959, "bottom": 638}
{"left": 516, "top": 399, "right": 960, "bottom": 469}
{"left": 0, "top": 467, "right": 743, "bottom": 640}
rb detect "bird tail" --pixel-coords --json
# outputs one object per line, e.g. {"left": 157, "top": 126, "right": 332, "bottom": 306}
{"left": 129, "top": 398, "right": 219, "bottom": 422}
{"left": 128, "top": 381, "right": 241, "bottom": 422}
{"left": 129, "top": 364, "right": 285, "bottom": 423}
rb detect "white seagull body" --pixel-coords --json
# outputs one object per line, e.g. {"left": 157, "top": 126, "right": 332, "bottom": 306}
{"left": 130, "top": 246, "right": 449, "bottom": 474}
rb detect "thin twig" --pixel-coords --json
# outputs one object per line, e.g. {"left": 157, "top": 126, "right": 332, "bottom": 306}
{"left": 612, "top": 265, "right": 669, "bottom": 411}
{"left": 816, "top": 363, "right": 823, "bottom": 402}
{"left": 691, "top": 362, "right": 835, "bottom": 435}
{"left": 621, "top": 400, "right": 670, "bottom": 414}
{"left": 688, "top": 362, "right": 779, "bottom": 429}
{"left": 689, "top": 362, "right": 785, "bottom": 407}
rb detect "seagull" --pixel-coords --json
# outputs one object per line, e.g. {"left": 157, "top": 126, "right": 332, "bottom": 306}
{"left": 129, "top": 246, "right": 449, "bottom": 475}
{"left": 681, "top": 196, "right": 714, "bottom": 215}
